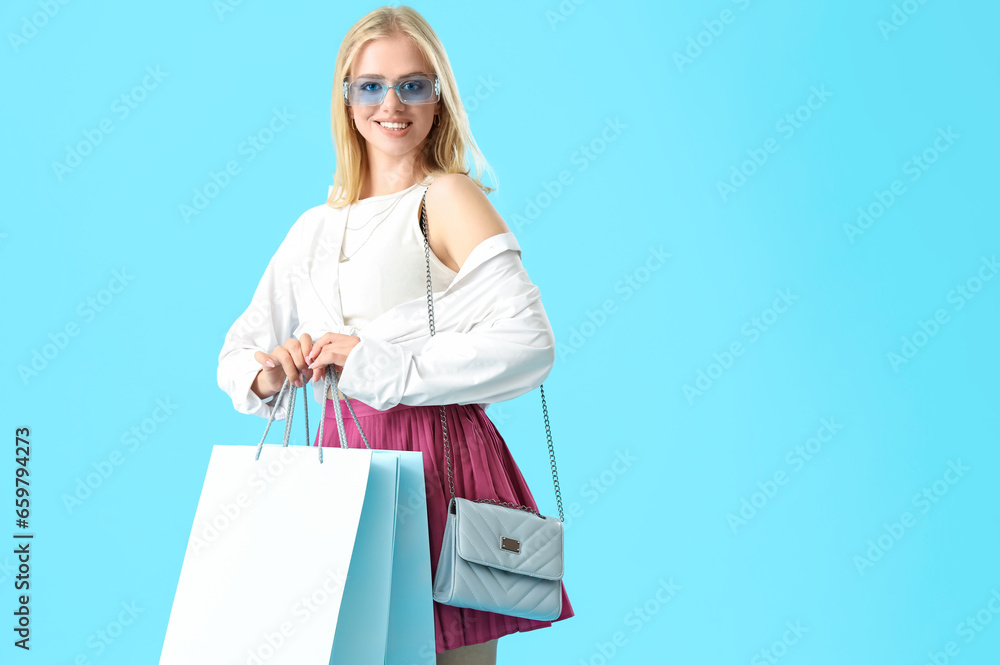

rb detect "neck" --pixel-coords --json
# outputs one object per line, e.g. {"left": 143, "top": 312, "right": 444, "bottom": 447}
{"left": 360, "top": 154, "right": 421, "bottom": 199}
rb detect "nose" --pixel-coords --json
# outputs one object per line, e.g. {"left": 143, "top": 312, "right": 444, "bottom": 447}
{"left": 381, "top": 85, "right": 405, "bottom": 109}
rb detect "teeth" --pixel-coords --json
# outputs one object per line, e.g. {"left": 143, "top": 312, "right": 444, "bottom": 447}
{"left": 379, "top": 121, "right": 409, "bottom": 130}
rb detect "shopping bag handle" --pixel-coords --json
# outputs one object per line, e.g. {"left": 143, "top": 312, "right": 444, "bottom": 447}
{"left": 254, "top": 367, "right": 371, "bottom": 463}
{"left": 316, "top": 365, "right": 372, "bottom": 462}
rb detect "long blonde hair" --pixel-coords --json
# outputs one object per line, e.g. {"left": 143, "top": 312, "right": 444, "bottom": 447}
{"left": 326, "top": 6, "right": 496, "bottom": 208}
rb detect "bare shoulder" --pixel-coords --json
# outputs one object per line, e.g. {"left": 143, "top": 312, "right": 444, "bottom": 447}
{"left": 423, "top": 173, "right": 510, "bottom": 272}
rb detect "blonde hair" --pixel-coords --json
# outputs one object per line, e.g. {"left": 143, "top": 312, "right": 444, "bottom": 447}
{"left": 326, "top": 6, "right": 497, "bottom": 208}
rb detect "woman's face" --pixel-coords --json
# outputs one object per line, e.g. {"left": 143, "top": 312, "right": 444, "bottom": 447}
{"left": 347, "top": 34, "right": 440, "bottom": 165}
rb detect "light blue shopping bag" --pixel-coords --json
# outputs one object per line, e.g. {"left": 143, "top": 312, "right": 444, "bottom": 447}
{"left": 331, "top": 450, "right": 434, "bottom": 662}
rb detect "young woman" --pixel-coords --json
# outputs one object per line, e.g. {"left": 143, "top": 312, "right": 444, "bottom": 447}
{"left": 217, "top": 6, "right": 574, "bottom": 663}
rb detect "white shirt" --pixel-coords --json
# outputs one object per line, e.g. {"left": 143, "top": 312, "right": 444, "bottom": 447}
{"left": 216, "top": 185, "right": 556, "bottom": 420}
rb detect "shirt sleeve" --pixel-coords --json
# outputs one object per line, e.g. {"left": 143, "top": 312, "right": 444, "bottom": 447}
{"left": 216, "top": 216, "right": 307, "bottom": 421}
{"left": 335, "top": 248, "right": 556, "bottom": 410}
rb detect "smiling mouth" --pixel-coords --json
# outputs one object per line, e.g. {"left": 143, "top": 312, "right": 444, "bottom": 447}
{"left": 377, "top": 121, "right": 412, "bottom": 130}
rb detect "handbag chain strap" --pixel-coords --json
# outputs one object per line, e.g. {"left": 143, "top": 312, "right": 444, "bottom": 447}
{"left": 420, "top": 189, "right": 564, "bottom": 522}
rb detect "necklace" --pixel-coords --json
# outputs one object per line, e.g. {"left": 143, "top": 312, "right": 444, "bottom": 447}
{"left": 340, "top": 186, "right": 415, "bottom": 262}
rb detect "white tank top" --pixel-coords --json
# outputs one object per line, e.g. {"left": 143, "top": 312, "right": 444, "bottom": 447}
{"left": 338, "top": 182, "right": 458, "bottom": 330}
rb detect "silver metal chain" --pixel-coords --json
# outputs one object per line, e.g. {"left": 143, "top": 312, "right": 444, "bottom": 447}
{"left": 419, "top": 188, "right": 564, "bottom": 521}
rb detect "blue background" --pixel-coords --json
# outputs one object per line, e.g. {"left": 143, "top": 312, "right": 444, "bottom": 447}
{"left": 2, "top": 0, "right": 998, "bottom": 663}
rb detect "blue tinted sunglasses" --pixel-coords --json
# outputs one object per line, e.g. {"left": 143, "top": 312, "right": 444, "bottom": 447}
{"left": 343, "top": 74, "right": 440, "bottom": 106}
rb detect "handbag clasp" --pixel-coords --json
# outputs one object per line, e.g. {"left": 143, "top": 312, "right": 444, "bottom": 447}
{"left": 500, "top": 537, "right": 521, "bottom": 554}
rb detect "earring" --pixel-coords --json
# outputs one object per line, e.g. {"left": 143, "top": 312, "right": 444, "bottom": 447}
{"left": 433, "top": 115, "right": 440, "bottom": 127}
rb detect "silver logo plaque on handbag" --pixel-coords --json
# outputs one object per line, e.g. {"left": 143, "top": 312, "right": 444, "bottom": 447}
{"left": 419, "top": 189, "right": 566, "bottom": 622}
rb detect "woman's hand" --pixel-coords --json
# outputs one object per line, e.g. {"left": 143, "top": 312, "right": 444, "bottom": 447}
{"left": 251, "top": 334, "right": 316, "bottom": 399}
{"left": 303, "top": 333, "right": 362, "bottom": 384}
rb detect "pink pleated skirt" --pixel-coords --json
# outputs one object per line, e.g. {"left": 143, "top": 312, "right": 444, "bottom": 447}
{"left": 312, "top": 397, "right": 575, "bottom": 653}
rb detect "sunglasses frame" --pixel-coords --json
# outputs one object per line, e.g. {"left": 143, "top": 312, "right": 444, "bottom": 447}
{"left": 342, "top": 73, "right": 441, "bottom": 107}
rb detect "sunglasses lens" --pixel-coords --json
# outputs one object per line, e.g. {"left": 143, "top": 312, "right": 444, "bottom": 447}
{"left": 346, "top": 77, "right": 438, "bottom": 105}
{"left": 349, "top": 79, "right": 385, "bottom": 106}
{"left": 398, "top": 78, "right": 436, "bottom": 103}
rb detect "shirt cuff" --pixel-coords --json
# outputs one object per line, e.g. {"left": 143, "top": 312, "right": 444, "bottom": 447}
{"left": 218, "top": 350, "right": 291, "bottom": 421}
{"left": 336, "top": 334, "right": 408, "bottom": 411}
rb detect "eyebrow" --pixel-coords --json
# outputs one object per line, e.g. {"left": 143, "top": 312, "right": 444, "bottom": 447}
{"left": 354, "top": 71, "right": 430, "bottom": 79}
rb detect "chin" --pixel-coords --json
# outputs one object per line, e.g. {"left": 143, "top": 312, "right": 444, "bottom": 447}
{"left": 370, "top": 139, "right": 422, "bottom": 154}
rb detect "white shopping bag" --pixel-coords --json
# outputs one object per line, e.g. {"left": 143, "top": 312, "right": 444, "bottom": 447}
{"left": 159, "top": 375, "right": 434, "bottom": 664}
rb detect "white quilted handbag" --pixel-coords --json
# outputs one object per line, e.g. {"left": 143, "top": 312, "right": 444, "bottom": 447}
{"left": 419, "top": 191, "right": 566, "bottom": 621}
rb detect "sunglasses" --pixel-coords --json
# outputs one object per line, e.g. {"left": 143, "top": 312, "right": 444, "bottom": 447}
{"left": 342, "top": 73, "right": 440, "bottom": 106}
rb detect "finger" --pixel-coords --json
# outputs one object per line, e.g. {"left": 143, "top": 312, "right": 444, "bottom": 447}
{"left": 305, "top": 332, "right": 339, "bottom": 363}
{"left": 299, "top": 333, "right": 313, "bottom": 361}
{"left": 270, "top": 346, "right": 300, "bottom": 387}
{"left": 309, "top": 360, "right": 329, "bottom": 383}
{"left": 298, "top": 334, "right": 315, "bottom": 383}
{"left": 307, "top": 348, "right": 338, "bottom": 381}
{"left": 254, "top": 350, "right": 276, "bottom": 369}
{"left": 308, "top": 345, "right": 347, "bottom": 371}
{"left": 283, "top": 338, "right": 311, "bottom": 385}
